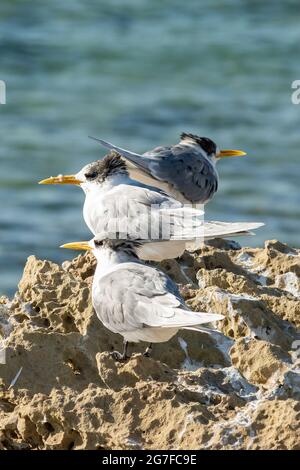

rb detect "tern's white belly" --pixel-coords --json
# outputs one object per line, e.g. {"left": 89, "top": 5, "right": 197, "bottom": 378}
{"left": 138, "top": 240, "right": 186, "bottom": 261}
{"left": 122, "top": 327, "right": 179, "bottom": 343}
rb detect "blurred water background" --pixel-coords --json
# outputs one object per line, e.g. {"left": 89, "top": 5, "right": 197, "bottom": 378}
{"left": 0, "top": 0, "right": 299, "bottom": 295}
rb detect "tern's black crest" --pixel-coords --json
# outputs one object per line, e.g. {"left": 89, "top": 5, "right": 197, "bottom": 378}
{"left": 94, "top": 237, "right": 141, "bottom": 258}
{"left": 84, "top": 151, "right": 128, "bottom": 183}
{"left": 180, "top": 132, "right": 217, "bottom": 155}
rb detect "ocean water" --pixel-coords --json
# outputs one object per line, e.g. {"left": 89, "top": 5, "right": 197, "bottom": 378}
{"left": 0, "top": 0, "right": 299, "bottom": 295}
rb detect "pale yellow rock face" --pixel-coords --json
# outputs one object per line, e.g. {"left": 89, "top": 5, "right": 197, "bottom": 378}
{"left": 0, "top": 239, "right": 299, "bottom": 450}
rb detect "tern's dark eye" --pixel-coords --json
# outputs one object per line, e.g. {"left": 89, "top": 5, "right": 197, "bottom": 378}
{"left": 94, "top": 239, "right": 104, "bottom": 247}
{"left": 85, "top": 171, "right": 98, "bottom": 180}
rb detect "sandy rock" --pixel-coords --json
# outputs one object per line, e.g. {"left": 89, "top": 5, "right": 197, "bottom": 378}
{"left": 96, "top": 352, "right": 177, "bottom": 391}
{"left": 202, "top": 397, "right": 300, "bottom": 450}
{"left": 0, "top": 239, "right": 299, "bottom": 449}
{"left": 230, "top": 338, "right": 291, "bottom": 386}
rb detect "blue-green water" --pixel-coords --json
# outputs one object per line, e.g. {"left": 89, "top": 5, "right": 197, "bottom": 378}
{"left": 1, "top": 0, "right": 300, "bottom": 295}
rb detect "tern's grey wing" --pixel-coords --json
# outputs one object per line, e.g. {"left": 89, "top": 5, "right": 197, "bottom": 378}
{"left": 93, "top": 262, "right": 223, "bottom": 334}
{"left": 98, "top": 184, "right": 178, "bottom": 237}
{"left": 93, "top": 263, "right": 185, "bottom": 334}
{"left": 143, "top": 144, "right": 219, "bottom": 203}
{"left": 93, "top": 263, "right": 223, "bottom": 333}
{"left": 92, "top": 185, "right": 203, "bottom": 241}
{"left": 85, "top": 183, "right": 178, "bottom": 237}
{"left": 107, "top": 184, "right": 180, "bottom": 209}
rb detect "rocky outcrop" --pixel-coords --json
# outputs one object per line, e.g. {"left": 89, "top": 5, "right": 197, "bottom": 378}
{"left": 0, "top": 239, "right": 299, "bottom": 450}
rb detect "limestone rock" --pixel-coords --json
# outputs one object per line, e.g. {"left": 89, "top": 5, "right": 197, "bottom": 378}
{"left": 0, "top": 240, "right": 299, "bottom": 449}
{"left": 230, "top": 338, "right": 291, "bottom": 386}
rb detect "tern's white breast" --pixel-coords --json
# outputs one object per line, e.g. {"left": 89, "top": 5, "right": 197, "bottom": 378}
{"left": 83, "top": 186, "right": 110, "bottom": 235}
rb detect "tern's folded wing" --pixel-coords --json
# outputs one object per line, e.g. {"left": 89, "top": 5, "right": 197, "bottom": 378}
{"left": 143, "top": 144, "right": 219, "bottom": 203}
{"left": 93, "top": 263, "right": 182, "bottom": 332}
{"left": 93, "top": 185, "right": 204, "bottom": 240}
{"left": 93, "top": 263, "right": 222, "bottom": 333}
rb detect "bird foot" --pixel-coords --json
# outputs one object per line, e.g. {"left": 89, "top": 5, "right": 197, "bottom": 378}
{"left": 111, "top": 350, "right": 129, "bottom": 362}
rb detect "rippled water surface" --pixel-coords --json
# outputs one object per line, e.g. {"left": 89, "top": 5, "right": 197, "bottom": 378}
{"left": 1, "top": 0, "right": 300, "bottom": 295}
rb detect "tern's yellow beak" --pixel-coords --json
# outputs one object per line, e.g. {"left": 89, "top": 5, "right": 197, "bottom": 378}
{"left": 38, "top": 175, "right": 82, "bottom": 185}
{"left": 217, "top": 149, "right": 247, "bottom": 158}
{"left": 60, "top": 241, "right": 92, "bottom": 251}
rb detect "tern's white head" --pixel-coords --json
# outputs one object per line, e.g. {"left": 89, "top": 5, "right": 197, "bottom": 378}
{"left": 180, "top": 132, "right": 246, "bottom": 164}
{"left": 61, "top": 234, "right": 141, "bottom": 264}
{"left": 38, "top": 151, "right": 128, "bottom": 192}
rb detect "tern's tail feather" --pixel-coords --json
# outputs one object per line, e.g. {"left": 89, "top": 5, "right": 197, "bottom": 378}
{"left": 89, "top": 136, "right": 142, "bottom": 158}
{"left": 154, "top": 311, "right": 224, "bottom": 328}
{"left": 186, "top": 221, "right": 264, "bottom": 250}
{"left": 138, "top": 299, "right": 224, "bottom": 328}
{"left": 89, "top": 136, "right": 151, "bottom": 172}
{"left": 185, "top": 325, "right": 227, "bottom": 336}
{"left": 202, "top": 221, "right": 264, "bottom": 239}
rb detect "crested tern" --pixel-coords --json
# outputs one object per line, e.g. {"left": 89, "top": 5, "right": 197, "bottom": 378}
{"left": 88, "top": 132, "right": 246, "bottom": 204}
{"left": 61, "top": 236, "right": 224, "bottom": 360}
{"left": 39, "top": 152, "right": 263, "bottom": 261}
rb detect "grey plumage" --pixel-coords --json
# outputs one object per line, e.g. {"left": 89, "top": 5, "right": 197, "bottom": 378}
{"left": 80, "top": 158, "right": 264, "bottom": 261}
{"left": 79, "top": 154, "right": 205, "bottom": 256}
{"left": 143, "top": 144, "right": 218, "bottom": 203}
{"left": 83, "top": 179, "right": 204, "bottom": 244}
{"left": 91, "top": 239, "right": 224, "bottom": 345}
{"left": 89, "top": 136, "right": 219, "bottom": 204}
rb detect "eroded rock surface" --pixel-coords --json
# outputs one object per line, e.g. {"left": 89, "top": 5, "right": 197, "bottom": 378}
{"left": 0, "top": 240, "right": 299, "bottom": 449}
